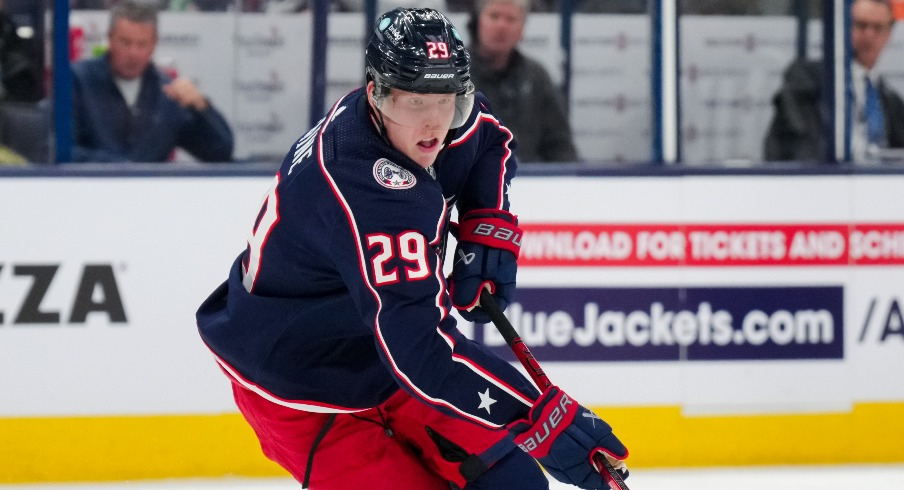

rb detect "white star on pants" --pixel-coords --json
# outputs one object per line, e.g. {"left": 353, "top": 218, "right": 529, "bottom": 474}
{"left": 477, "top": 388, "right": 497, "bottom": 414}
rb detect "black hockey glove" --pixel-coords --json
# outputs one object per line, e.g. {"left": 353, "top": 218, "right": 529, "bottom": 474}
{"left": 508, "top": 386, "right": 629, "bottom": 490}
{"left": 448, "top": 209, "right": 521, "bottom": 324}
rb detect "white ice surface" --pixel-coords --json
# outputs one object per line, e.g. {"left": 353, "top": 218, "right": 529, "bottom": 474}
{"left": 2, "top": 464, "right": 904, "bottom": 489}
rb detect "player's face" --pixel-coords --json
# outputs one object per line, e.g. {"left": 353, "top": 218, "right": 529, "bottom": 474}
{"left": 108, "top": 19, "right": 157, "bottom": 80}
{"left": 477, "top": 1, "right": 526, "bottom": 59}
{"left": 369, "top": 83, "right": 456, "bottom": 169}
{"left": 851, "top": 0, "right": 894, "bottom": 70}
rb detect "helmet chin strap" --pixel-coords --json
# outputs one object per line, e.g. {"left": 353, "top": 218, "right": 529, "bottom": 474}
{"left": 366, "top": 91, "right": 393, "bottom": 146}
{"left": 442, "top": 127, "right": 456, "bottom": 145}
{"left": 440, "top": 128, "right": 456, "bottom": 152}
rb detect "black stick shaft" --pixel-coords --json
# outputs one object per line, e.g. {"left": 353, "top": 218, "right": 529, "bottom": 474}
{"left": 478, "top": 289, "right": 630, "bottom": 490}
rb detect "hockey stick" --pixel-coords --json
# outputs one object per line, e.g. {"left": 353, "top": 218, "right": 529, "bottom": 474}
{"left": 479, "top": 289, "right": 630, "bottom": 490}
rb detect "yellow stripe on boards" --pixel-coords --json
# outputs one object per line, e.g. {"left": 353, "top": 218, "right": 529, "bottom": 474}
{"left": 0, "top": 413, "right": 285, "bottom": 484}
{"left": 595, "top": 401, "right": 904, "bottom": 468}
{"left": 2, "top": 402, "right": 903, "bottom": 484}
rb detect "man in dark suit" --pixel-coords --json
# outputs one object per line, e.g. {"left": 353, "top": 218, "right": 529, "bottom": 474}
{"left": 764, "top": 0, "right": 904, "bottom": 163}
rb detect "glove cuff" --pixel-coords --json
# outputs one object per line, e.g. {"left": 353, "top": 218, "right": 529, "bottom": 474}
{"left": 458, "top": 209, "right": 522, "bottom": 258}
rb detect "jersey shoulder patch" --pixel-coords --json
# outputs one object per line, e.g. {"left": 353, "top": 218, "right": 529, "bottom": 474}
{"left": 372, "top": 158, "right": 417, "bottom": 190}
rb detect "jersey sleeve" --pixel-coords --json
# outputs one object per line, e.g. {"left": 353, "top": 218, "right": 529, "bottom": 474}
{"left": 449, "top": 93, "right": 519, "bottom": 215}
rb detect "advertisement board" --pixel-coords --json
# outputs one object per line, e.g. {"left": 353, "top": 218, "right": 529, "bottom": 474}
{"left": 1, "top": 173, "right": 903, "bottom": 482}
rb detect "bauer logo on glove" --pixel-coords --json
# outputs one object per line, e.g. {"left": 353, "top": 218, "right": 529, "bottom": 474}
{"left": 461, "top": 220, "right": 522, "bottom": 249}
{"left": 508, "top": 386, "right": 629, "bottom": 490}
{"left": 514, "top": 390, "right": 576, "bottom": 456}
{"left": 448, "top": 209, "right": 521, "bottom": 323}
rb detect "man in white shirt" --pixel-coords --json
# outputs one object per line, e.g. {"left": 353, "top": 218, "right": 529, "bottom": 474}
{"left": 849, "top": 0, "right": 898, "bottom": 161}
{"left": 764, "top": 0, "right": 904, "bottom": 163}
{"left": 70, "top": 0, "right": 234, "bottom": 163}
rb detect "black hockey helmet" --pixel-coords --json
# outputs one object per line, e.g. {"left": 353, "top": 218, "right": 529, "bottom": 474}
{"left": 365, "top": 8, "right": 475, "bottom": 129}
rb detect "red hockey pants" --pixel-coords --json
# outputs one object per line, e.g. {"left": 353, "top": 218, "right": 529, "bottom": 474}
{"left": 232, "top": 382, "right": 545, "bottom": 489}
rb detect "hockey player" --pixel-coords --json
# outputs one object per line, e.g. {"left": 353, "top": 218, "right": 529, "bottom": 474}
{"left": 197, "top": 8, "right": 628, "bottom": 489}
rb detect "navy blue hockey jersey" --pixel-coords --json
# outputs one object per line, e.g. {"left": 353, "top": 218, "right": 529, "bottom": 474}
{"left": 197, "top": 88, "right": 539, "bottom": 429}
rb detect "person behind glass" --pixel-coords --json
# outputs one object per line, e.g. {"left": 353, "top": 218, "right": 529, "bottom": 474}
{"left": 467, "top": 0, "right": 579, "bottom": 163}
{"left": 70, "top": 0, "right": 233, "bottom": 163}
{"left": 764, "top": 0, "right": 904, "bottom": 163}
{"left": 0, "top": 0, "right": 42, "bottom": 103}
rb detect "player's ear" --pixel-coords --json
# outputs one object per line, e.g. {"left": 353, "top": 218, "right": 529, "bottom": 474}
{"left": 366, "top": 81, "right": 377, "bottom": 106}
{"left": 369, "top": 82, "right": 385, "bottom": 116}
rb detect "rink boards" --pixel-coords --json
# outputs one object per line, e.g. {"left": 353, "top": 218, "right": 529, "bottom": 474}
{"left": 1, "top": 172, "right": 903, "bottom": 483}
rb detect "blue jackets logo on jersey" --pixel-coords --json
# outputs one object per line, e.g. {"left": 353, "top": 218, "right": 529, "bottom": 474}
{"left": 373, "top": 159, "right": 416, "bottom": 189}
